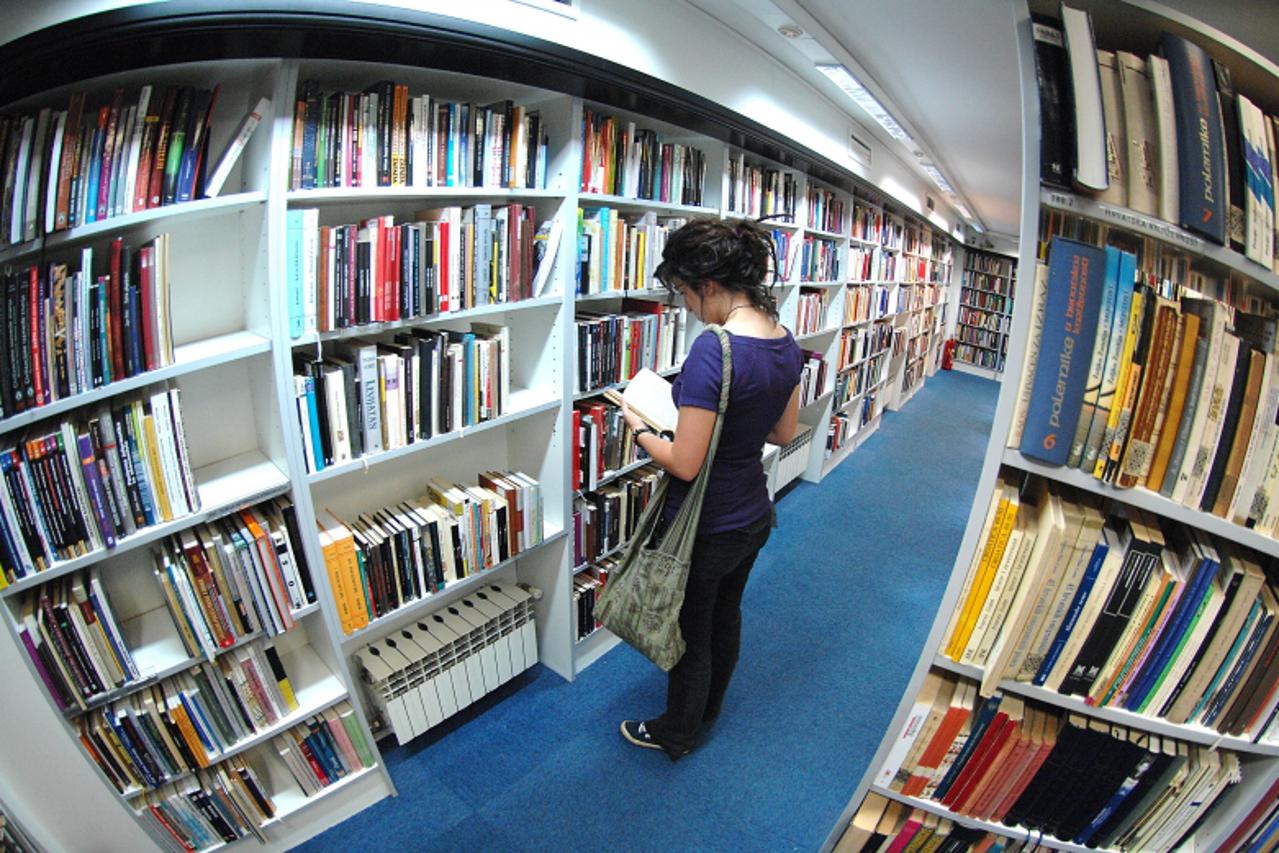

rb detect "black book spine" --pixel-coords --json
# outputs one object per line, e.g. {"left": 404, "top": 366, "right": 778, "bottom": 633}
{"left": 48, "top": 435, "right": 91, "bottom": 549}
{"left": 355, "top": 237, "right": 370, "bottom": 327}
{"left": 1200, "top": 344, "right": 1255, "bottom": 511}
{"left": 1006, "top": 719, "right": 1081, "bottom": 830}
{"left": 28, "top": 446, "right": 69, "bottom": 554}
{"left": 87, "top": 278, "right": 103, "bottom": 387}
{"left": 4, "top": 458, "right": 43, "bottom": 562}
{"left": 111, "top": 407, "right": 147, "bottom": 529}
{"left": 379, "top": 82, "right": 393, "bottom": 187}
{"left": 278, "top": 501, "right": 317, "bottom": 604}
{"left": 1, "top": 271, "right": 16, "bottom": 415}
{"left": 87, "top": 418, "right": 125, "bottom": 536}
{"left": 307, "top": 360, "right": 334, "bottom": 466}
{"left": 1213, "top": 60, "right": 1246, "bottom": 252}
{"left": 16, "top": 268, "right": 34, "bottom": 408}
{"left": 119, "top": 244, "right": 136, "bottom": 378}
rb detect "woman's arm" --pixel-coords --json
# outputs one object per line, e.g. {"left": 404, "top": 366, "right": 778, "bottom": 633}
{"left": 622, "top": 403, "right": 716, "bottom": 481}
{"left": 765, "top": 386, "right": 801, "bottom": 446}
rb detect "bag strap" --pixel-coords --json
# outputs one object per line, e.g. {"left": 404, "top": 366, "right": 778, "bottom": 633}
{"left": 658, "top": 324, "right": 732, "bottom": 551}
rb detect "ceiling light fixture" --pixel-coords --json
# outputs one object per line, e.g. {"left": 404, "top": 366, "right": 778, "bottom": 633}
{"left": 920, "top": 163, "right": 954, "bottom": 195}
{"left": 778, "top": 23, "right": 804, "bottom": 38}
{"left": 815, "top": 63, "right": 913, "bottom": 143}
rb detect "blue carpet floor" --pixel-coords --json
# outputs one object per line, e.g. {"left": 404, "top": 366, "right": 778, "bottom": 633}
{"left": 295, "top": 370, "right": 998, "bottom": 853}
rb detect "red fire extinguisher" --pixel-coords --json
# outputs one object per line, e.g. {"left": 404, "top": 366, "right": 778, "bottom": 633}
{"left": 942, "top": 338, "right": 955, "bottom": 370}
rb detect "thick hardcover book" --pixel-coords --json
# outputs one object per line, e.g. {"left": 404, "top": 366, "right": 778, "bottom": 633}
{"left": 1032, "top": 14, "right": 1074, "bottom": 189}
{"left": 1213, "top": 60, "right": 1247, "bottom": 252}
{"left": 1200, "top": 342, "right": 1258, "bottom": 511}
{"left": 1118, "top": 51, "right": 1159, "bottom": 216}
{"left": 1060, "top": 6, "right": 1107, "bottom": 190}
{"left": 1161, "top": 32, "right": 1227, "bottom": 243}
{"left": 1096, "top": 50, "right": 1127, "bottom": 208}
{"left": 1019, "top": 237, "right": 1107, "bottom": 465}
{"left": 1068, "top": 246, "right": 1122, "bottom": 467}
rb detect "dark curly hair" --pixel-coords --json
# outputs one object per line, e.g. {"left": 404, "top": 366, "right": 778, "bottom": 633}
{"left": 654, "top": 218, "right": 779, "bottom": 320}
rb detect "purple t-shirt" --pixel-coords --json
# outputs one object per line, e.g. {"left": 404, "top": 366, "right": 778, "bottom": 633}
{"left": 663, "top": 328, "right": 804, "bottom": 534}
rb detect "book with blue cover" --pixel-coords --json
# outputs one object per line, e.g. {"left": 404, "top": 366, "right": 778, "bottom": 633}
{"left": 1019, "top": 236, "right": 1107, "bottom": 465}
{"left": 1161, "top": 32, "right": 1227, "bottom": 243}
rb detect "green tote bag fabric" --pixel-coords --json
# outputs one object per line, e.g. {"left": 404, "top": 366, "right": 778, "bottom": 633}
{"left": 594, "top": 325, "right": 732, "bottom": 671}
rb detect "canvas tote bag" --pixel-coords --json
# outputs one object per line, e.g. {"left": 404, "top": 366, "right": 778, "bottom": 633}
{"left": 594, "top": 325, "right": 732, "bottom": 671}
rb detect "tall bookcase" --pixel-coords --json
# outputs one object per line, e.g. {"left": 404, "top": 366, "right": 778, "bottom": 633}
{"left": 953, "top": 248, "right": 1017, "bottom": 379}
{"left": 0, "top": 39, "right": 961, "bottom": 850}
{"left": 826, "top": 2, "right": 1279, "bottom": 851}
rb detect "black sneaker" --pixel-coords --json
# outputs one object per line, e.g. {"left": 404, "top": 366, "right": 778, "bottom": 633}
{"left": 620, "top": 720, "right": 663, "bottom": 751}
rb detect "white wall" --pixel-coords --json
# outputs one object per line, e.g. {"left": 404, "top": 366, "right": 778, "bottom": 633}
{"left": 0, "top": 0, "right": 951, "bottom": 229}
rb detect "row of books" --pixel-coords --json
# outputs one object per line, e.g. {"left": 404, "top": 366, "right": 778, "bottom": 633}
{"left": 799, "top": 235, "right": 840, "bottom": 283}
{"left": 826, "top": 412, "right": 855, "bottom": 460}
{"left": 574, "top": 303, "right": 684, "bottom": 394}
{"left": 957, "top": 306, "right": 1011, "bottom": 335}
{"left": 273, "top": 703, "right": 376, "bottom": 796}
{"left": 572, "top": 466, "right": 660, "bottom": 569}
{"left": 954, "top": 343, "right": 1006, "bottom": 373}
{"left": 850, "top": 245, "right": 913, "bottom": 285}
{"left": 315, "top": 471, "right": 544, "bottom": 635}
{"left": 838, "top": 323, "right": 893, "bottom": 372}
{"left": 78, "top": 639, "right": 297, "bottom": 793}
{"left": 879, "top": 670, "right": 1239, "bottom": 851}
{"left": 795, "top": 289, "right": 829, "bottom": 337}
{"left": 579, "top": 107, "right": 708, "bottom": 206}
{"left": 1036, "top": 10, "right": 1278, "bottom": 270}
{"left": 960, "top": 288, "right": 1011, "bottom": 315}
{"left": 955, "top": 326, "right": 1002, "bottom": 351}
{"left": 1014, "top": 236, "right": 1279, "bottom": 536}
{"left": 573, "top": 568, "right": 605, "bottom": 642}
{"left": 156, "top": 499, "right": 317, "bottom": 661}
{"left": 2, "top": 84, "right": 223, "bottom": 247}
{"left": 292, "top": 324, "right": 510, "bottom": 473}
{"left": 0, "top": 388, "right": 199, "bottom": 581}
{"left": 291, "top": 81, "right": 548, "bottom": 191}
{"left": 576, "top": 208, "right": 683, "bottom": 295}
{"left": 806, "top": 186, "right": 843, "bottom": 233}
{"left": 836, "top": 792, "right": 1046, "bottom": 853}
{"left": 19, "top": 568, "right": 136, "bottom": 711}
{"left": 286, "top": 204, "right": 546, "bottom": 337}
{"left": 845, "top": 284, "right": 892, "bottom": 326}
{"left": 852, "top": 354, "right": 890, "bottom": 401}
{"left": 851, "top": 201, "right": 887, "bottom": 245}
{"left": 1, "top": 235, "right": 175, "bottom": 421}
{"left": 799, "top": 350, "right": 828, "bottom": 407}
{"left": 138, "top": 754, "right": 274, "bottom": 851}
{"left": 945, "top": 471, "right": 1279, "bottom": 742}
{"left": 725, "top": 155, "right": 796, "bottom": 219}
{"left": 354, "top": 582, "right": 538, "bottom": 745}
{"left": 770, "top": 228, "right": 797, "bottom": 284}
{"left": 964, "top": 272, "right": 1015, "bottom": 297}
{"left": 572, "top": 399, "right": 644, "bottom": 493}
{"left": 966, "top": 254, "right": 1015, "bottom": 277}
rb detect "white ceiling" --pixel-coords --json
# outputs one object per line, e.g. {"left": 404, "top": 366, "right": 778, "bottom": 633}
{"left": 689, "top": 0, "right": 1279, "bottom": 247}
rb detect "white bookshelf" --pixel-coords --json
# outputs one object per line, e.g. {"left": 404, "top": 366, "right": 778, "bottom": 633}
{"left": 0, "top": 38, "right": 964, "bottom": 852}
{"left": 828, "top": 3, "right": 1279, "bottom": 852}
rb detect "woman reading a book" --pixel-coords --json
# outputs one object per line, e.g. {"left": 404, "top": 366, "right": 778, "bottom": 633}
{"left": 619, "top": 218, "right": 802, "bottom": 759}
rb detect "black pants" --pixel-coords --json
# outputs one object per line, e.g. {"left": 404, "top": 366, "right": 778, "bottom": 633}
{"left": 646, "top": 512, "right": 772, "bottom": 757}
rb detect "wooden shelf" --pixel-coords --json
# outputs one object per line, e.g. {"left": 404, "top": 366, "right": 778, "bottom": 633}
{"left": 0, "top": 192, "right": 268, "bottom": 265}
{"left": 337, "top": 528, "right": 568, "bottom": 646}
{"left": 1001, "top": 449, "right": 1279, "bottom": 558}
{"left": 292, "top": 296, "right": 562, "bottom": 346}
{"left": 931, "top": 656, "right": 1279, "bottom": 757}
{"left": 286, "top": 187, "right": 566, "bottom": 205}
{"left": 578, "top": 192, "right": 713, "bottom": 217}
{"left": 0, "top": 331, "right": 271, "bottom": 437}
{"left": 1, "top": 451, "right": 290, "bottom": 598}
{"left": 307, "top": 395, "right": 561, "bottom": 484}
{"left": 1041, "top": 188, "right": 1279, "bottom": 293}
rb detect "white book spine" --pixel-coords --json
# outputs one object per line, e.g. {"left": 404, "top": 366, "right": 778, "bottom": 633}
{"left": 205, "top": 96, "right": 269, "bottom": 198}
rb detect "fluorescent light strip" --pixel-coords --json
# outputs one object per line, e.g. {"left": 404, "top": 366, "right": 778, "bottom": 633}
{"left": 920, "top": 163, "right": 954, "bottom": 194}
{"left": 815, "top": 63, "right": 913, "bottom": 143}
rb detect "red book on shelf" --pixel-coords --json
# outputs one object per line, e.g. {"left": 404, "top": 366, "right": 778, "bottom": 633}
{"left": 385, "top": 216, "right": 400, "bottom": 321}
{"left": 53, "top": 91, "right": 85, "bottom": 232}
{"left": 28, "top": 267, "right": 45, "bottom": 407}
{"left": 939, "top": 707, "right": 1011, "bottom": 810}
{"left": 571, "top": 408, "right": 582, "bottom": 491}
{"left": 989, "top": 718, "right": 1057, "bottom": 823}
{"left": 137, "top": 244, "right": 157, "bottom": 371}
{"left": 107, "top": 237, "right": 126, "bottom": 381}
{"left": 96, "top": 89, "right": 124, "bottom": 221}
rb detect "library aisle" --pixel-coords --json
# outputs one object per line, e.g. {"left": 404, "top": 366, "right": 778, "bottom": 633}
{"left": 296, "top": 371, "right": 998, "bottom": 853}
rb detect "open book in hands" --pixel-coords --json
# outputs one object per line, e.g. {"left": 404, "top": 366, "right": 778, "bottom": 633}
{"left": 603, "top": 368, "right": 677, "bottom": 433}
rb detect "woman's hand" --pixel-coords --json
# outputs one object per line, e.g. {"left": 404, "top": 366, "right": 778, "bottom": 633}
{"left": 620, "top": 400, "right": 647, "bottom": 434}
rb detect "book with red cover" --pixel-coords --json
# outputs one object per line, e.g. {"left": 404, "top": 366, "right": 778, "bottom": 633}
{"left": 942, "top": 703, "right": 1016, "bottom": 812}
{"left": 108, "top": 237, "right": 126, "bottom": 381}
